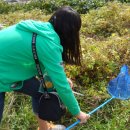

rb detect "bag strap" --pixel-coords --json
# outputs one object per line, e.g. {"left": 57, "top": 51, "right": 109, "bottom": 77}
{"left": 32, "top": 32, "right": 47, "bottom": 92}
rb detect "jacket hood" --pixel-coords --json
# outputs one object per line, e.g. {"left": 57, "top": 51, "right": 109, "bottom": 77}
{"left": 16, "top": 20, "right": 60, "bottom": 42}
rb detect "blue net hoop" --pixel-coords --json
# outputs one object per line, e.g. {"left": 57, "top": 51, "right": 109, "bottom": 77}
{"left": 107, "top": 64, "right": 130, "bottom": 100}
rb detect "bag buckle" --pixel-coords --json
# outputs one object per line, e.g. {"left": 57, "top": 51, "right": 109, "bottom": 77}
{"left": 43, "top": 92, "right": 50, "bottom": 99}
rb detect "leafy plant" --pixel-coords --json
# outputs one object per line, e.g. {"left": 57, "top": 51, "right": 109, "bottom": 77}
{"left": 81, "top": 1, "right": 130, "bottom": 38}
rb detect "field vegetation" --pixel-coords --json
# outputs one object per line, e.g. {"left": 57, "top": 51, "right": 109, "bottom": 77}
{"left": 0, "top": 0, "right": 130, "bottom": 130}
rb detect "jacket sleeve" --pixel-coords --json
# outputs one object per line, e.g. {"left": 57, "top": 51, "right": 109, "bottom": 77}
{"left": 37, "top": 39, "right": 80, "bottom": 116}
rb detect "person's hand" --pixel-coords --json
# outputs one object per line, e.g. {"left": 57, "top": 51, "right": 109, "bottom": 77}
{"left": 67, "top": 78, "right": 74, "bottom": 89}
{"left": 76, "top": 111, "right": 90, "bottom": 123}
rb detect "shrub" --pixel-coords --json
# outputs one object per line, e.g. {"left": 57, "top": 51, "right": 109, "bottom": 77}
{"left": 81, "top": 2, "right": 130, "bottom": 38}
{"left": 77, "top": 35, "right": 130, "bottom": 88}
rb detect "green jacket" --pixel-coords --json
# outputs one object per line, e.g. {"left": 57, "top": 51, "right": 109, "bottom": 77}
{"left": 0, "top": 20, "right": 80, "bottom": 116}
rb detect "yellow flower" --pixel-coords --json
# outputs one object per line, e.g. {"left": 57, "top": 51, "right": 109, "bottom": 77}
{"left": 45, "top": 81, "right": 53, "bottom": 88}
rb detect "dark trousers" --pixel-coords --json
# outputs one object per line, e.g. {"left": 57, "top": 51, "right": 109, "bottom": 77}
{"left": 0, "top": 77, "right": 42, "bottom": 122}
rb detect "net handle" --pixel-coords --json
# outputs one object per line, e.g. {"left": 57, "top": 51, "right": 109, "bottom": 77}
{"left": 65, "top": 96, "right": 114, "bottom": 130}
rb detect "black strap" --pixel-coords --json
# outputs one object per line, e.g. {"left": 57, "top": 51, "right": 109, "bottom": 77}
{"left": 32, "top": 33, "right": 47, "bottom": 92}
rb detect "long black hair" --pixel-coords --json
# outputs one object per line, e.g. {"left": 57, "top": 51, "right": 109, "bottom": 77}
{"left": 49, "top": 6, "right": 81, "bottom": 65}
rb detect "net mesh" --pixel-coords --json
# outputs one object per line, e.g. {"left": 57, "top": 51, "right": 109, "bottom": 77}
{"left": 107, "top": 65, "right": 130, "bottom": 100}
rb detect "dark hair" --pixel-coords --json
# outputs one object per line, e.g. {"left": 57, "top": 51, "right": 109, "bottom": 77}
{"left": 49, "top": 6, "right": 81, "bottom": 65}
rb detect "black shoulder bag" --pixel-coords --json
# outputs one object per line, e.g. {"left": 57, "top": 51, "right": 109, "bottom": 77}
{"left": 32, "top": 33, "right": 66, "bottom": 121}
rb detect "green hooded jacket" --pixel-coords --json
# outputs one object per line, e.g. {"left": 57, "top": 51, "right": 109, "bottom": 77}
{"left": 0, "top": 20, "right": 80, "bottom": 116}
